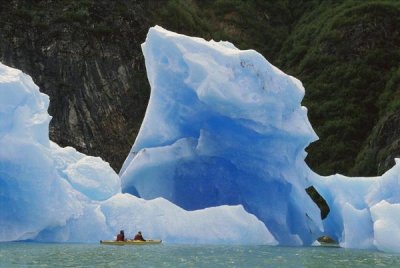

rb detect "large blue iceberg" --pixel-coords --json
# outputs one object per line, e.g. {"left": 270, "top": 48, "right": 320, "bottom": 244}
{"left": 120, "top": 26, "right": 322, "bottom": 246}
{"left": 2, "top": 26, "right": 400, "bottom": 252}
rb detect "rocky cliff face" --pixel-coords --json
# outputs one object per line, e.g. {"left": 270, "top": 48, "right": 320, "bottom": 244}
{"left": 0, "top": 1, "right": 151, "bottom": 171}
{"left": 352, "top": 111, "right": 400, "bottom": 176}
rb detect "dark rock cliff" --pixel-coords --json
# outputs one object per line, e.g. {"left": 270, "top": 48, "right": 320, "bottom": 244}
{"left": 0, "top": 1, "right": 151, "bottom": 171}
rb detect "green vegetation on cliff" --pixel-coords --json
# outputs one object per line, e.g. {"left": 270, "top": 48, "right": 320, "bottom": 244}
{"left": 277, "top": 1, "right": 400, "bottom": 176}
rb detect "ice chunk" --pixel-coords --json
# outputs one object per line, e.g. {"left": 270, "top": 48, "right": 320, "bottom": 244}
{"left": 311, "top": 159, "right": 400, "bottom": 251}
{"left": 0, "top": 63, "right": 50, "bottom": 145}
{"left": 99, "top": 194, "right": 277, "bottom": 244}
{"left": 0, "top": 64, "right": 80, "bottom": 241}
{"left": 51, "top": 142, "right": 121, "bottom": 201}
{"left": 35, "top": 194, "right": 278, "bottom": 245}
{"left": 371, "top": 200, "right": 400, "bottom": 252}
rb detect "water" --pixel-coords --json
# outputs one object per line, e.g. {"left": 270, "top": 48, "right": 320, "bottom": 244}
{"left": 1, "top": 242, "right": 400, "bottom": 267}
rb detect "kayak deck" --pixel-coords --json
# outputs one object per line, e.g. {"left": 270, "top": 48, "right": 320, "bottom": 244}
{"left": 100, "top": 239, "right": 162, "bottom": 246}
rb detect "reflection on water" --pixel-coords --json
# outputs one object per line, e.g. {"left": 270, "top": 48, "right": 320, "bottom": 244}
{"left": 1, "top": 242, "right": 400, "bottom": 267}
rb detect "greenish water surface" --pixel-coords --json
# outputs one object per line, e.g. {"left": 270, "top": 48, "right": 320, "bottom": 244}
{"left": 1, "top": 242, "right": 399, "bottom": 267}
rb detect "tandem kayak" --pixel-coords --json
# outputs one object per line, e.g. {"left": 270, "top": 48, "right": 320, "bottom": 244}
{"left": 100, "top": 240, "right": 162, "bottom": 246}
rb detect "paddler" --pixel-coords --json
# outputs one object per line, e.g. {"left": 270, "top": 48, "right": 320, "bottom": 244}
{"left": 116, "top": 230, "right": 125, "bottom": 241}
{"left": 133, "top": 231, "right": 146, "bottom": 241}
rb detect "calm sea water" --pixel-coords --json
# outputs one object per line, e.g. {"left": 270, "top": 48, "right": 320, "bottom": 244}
{"left": 1, "top": 242, "right": 400, "bottom": 267}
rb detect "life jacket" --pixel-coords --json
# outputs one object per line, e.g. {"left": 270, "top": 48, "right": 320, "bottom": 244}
{"left": 116, "top": 233, "right": 125, "bottom": 241}
{"left": 134, "top": 234, "right": 145, "bottom": 241}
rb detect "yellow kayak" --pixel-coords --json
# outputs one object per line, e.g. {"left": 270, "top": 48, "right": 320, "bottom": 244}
{"left": 100, "top": 239, "right": 162, "bottom": 246}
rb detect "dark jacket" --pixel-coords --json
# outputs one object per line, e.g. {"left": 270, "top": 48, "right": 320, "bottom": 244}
{"left": 116, "top": 233, "right": 125, "bottom": 241}
{"left": 134, "top": 233, "right": 145, "bottom": 241}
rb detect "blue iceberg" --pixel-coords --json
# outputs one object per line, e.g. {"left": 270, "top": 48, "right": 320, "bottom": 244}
{"left": 120, "top": 26, "right": 322, "bottom": 246}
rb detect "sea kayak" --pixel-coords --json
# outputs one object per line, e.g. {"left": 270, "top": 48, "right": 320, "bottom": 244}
{"left": 100, "top": 240, "right": 162, "bottom": 246}
{"left": 318, "top": 241, "right": 340, "bottom": 248}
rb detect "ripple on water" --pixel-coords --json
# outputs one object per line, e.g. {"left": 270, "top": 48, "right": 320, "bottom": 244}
{"left": 1, "top": 243, "right": 400, "bottom": 267}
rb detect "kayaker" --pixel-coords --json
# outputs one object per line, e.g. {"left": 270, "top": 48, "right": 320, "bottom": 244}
{"left": 133, "top": 231, "right": 146, "bottom": 241}
{"left": 116, "top": 230, "right": 125, "bottom": 241}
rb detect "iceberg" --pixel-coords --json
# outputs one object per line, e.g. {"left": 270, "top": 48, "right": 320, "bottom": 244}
{"left": 311, "top": 160, "right": 400, "bottom": 252}
{"left": 120, "top": 26, "right": 323, "bottom": 246}
{"left": 3, "top": 25, "right": 400, "bottom": 252}
{"left": 0, "top": 61, "right": 277, "bottom": 245}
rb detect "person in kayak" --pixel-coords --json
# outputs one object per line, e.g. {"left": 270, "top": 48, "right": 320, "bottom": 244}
{"left": 133, "top": 231, "right": 146, "bottom": 241}
{"left": 116, "top": 230, "right": 125, "bottom": 241}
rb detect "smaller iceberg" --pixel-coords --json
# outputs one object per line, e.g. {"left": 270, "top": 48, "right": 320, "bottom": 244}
{"left": 311, "top": 160, "right": 400, "bottom": 252}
